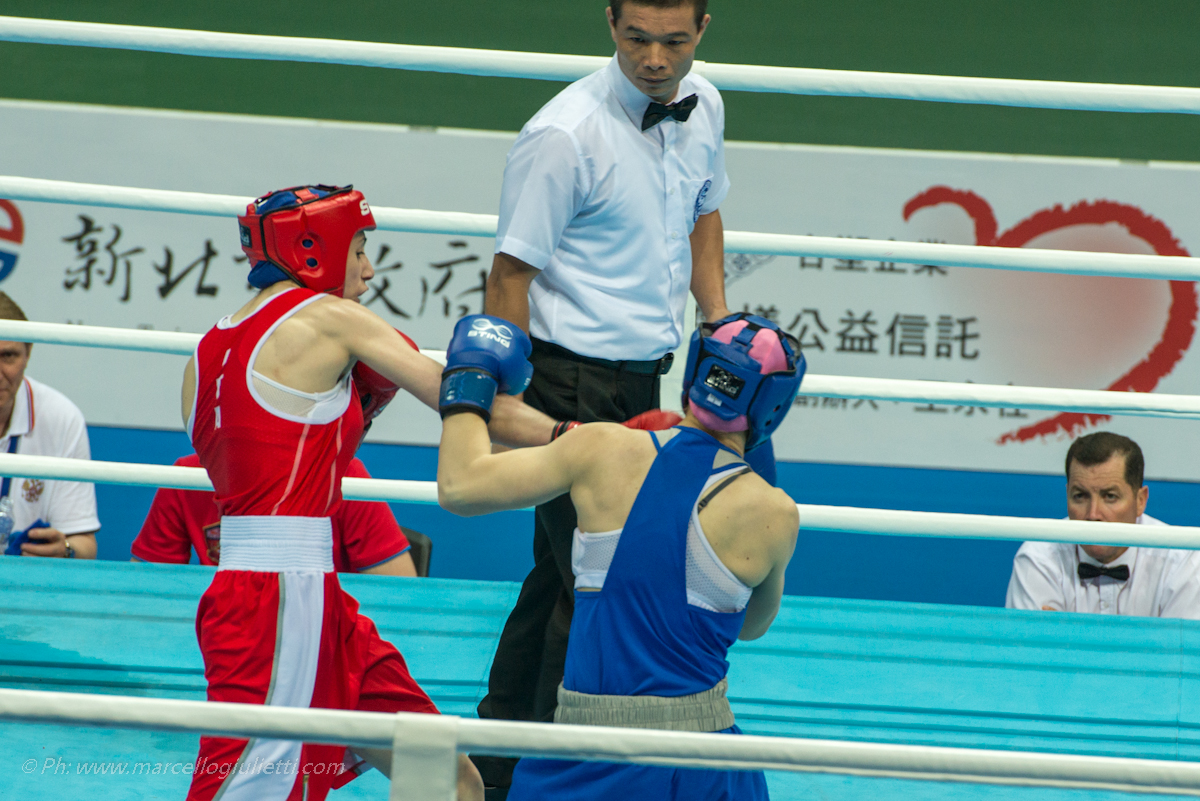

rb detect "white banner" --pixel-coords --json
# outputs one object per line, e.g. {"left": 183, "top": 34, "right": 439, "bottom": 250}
{"left": 1, "top": 100, "right": 1198, "bottom": 479}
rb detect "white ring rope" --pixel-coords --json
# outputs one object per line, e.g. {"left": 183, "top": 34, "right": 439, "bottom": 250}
{"left": 0, "top": 319, "right": 200, "bottom": 355}
{"left": 4, "top": 16, "right": 1200, "bottom": 115}
{"left": 0, "top": 453, "right": 439, "bottom": 505}
{"left": 5, "top": 175, "right": 1200, "bottom": 281}
{"left": 3, "top": 452, "right": 1197, "bottom": 550}
{"left": 1, "top": 688, "right": 1198, "bottom": 795}
{"left": 3, "top": 319, "right": 1199, "bottom": 421}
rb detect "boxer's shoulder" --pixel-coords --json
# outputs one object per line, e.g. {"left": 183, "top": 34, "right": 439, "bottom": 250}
{"left": 554, "top": 422, "right": 655, "bottom": 471}
{"left": 707, "top": 474, "right": 798, "bottom": 543}
{"left": 280, "top": 292, "right": 385, "bottom": 345}
{"left": 556, "top": 421, "right": 648, "bottom": 449}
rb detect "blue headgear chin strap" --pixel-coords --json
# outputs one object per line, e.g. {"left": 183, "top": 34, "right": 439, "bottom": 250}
{"left": 681, "top": 313, "right": 806, "bottom": 450}
{"left": 247, "top": 262, "right": 291, "bottom": 288}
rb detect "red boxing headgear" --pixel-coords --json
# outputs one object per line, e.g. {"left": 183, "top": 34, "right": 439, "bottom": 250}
{"left": 238, "top": 184, "right": 376, "bottom": 297}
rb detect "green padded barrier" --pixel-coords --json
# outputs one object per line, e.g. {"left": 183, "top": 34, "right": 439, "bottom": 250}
{"left": 2, "top": 1, "right": 1200, "bottom": 160}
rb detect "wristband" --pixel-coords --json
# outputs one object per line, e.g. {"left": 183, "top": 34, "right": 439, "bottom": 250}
{"left": 551, "top": 420, "right": 582, "bottom": 441}
{"left": 439, "top": 368, "right": 498, "bottom": 423}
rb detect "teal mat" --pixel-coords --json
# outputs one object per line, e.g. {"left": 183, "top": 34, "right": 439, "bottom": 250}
{"left": 2, "top": 559, "right": 1197, "bottom": 799}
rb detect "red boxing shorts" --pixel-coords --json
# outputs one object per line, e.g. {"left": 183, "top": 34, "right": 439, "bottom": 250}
{"left": 186, "top": 569, "right": 437, "bottom": 801}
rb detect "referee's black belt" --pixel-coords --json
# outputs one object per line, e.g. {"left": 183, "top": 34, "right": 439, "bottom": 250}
{"left": 531, "top": 338, "right": 673, "bottom": 376}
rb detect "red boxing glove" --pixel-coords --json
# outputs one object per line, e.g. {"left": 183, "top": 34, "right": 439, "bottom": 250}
{"left": 354, "top": 361, "right": 400, "bottom": 425}
{"left": 622, "top": 409, "right": 683, "bottom": 431}
{"left": 354, "top": 330, "right": 416, "bottom": 430}
{"left": 551, "top": 410, "right": 682, "bottom": 442}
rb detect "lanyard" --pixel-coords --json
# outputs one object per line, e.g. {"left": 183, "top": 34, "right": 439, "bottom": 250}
{"left": 0, "top": 435, "right": 20, "bottom": 500}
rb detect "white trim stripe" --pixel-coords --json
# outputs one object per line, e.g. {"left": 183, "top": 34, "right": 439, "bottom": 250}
{"left": 218, "top": 572, "right": 324, "bottom": 800}
{"left": 270, "top": 423, "right": 309, "bottom": 518}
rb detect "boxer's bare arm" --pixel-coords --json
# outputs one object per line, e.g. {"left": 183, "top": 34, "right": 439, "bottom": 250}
{"left": 304, "top": 296, "right": 438, "bottom": 403}
{"left": 438, "top": 412, "right": 584, "bottom": 516}
{"left": 740, "top": 547, "right": 793, "bottom": 640}
{"left": 697, "top": 480, "right": 799, "bottom": 640}
{"left": 239, "top": 294, "right": 554, "bottom": 447}
{"left": 181, "top": 356, "right": 196, "bottom": 427}
{"left": 737, "top": 493, "right": 799, "bottom": 640}
{"left": 441, "top": 418, "right": 656, "bottom": 529}
{"left": 315, "top": 299, "right": 556, "bottom": 447}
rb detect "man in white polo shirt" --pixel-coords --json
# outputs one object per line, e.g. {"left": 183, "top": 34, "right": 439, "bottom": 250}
{"left": 1006, "top": 432, "right": 1200, "bottom": 618}
{"left": 0, "top": 293, "right": 98, "bottom": 559}
{"left": 475, "top": 0, "right": 731, "bottom": 792}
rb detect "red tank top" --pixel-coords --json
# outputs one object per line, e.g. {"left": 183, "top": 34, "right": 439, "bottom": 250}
{"left": 189, "top": 288, "right": 364, "bottom": 518}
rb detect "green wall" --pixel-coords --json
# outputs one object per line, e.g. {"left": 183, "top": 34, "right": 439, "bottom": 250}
{"left": 2, "top": 1, "right": 1199, "bottom": 160}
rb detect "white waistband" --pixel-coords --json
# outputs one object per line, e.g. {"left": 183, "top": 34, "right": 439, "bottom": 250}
{"left": 217, "top": 516, "right": 334, "bottom": 573}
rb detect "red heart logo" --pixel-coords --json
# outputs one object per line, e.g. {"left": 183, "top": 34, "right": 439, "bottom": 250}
{"left": 0, "top": 200, "right": 22, "bottom": 245}
{"left": 903, "top": 187, "right": 1197, "bottom": 444}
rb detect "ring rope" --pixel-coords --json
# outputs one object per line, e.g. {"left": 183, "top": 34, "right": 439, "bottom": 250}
{"left": 3, "top": 16, "right": 1200, "bottom": 115}
{"left": 5, "top": 453, "right": 1197, "bottom": 550}
{"left": 1, "top": 688, "right": 1198, "bottom": 795}
{"left": 5, "top": 175, "right": 1200, "bottom": 281}
{"left": 4, "top": 319, "right": 1200, "bottom": 421}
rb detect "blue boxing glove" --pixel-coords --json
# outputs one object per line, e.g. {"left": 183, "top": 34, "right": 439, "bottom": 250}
{"left": 439, "top": 315, "right": 534, "bottom": 423}
{"left": 744, "top": 438, "right": 777, "bottom": 487}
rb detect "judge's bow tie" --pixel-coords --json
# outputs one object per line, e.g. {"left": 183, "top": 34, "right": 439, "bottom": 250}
{"left": 1078, "top": 562, "right": 1130, "bottom": 582}
{"left": 641, "top": 94, "right": 699, "bottom": 131}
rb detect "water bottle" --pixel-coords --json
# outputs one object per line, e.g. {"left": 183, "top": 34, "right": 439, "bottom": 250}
{"left": 0, "top": 496, "right": 13, "bottom": 553}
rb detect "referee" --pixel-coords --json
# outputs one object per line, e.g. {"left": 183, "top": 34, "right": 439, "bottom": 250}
{"left": 476, "top": 0, "right": 730, "bottom": 793}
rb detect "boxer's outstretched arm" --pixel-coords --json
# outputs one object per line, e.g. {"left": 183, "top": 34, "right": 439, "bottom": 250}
{"left": 487, "top": 394, "right": 556, "bottom": 447}
{"left": 438, "top": 414, "right": 597, "bottom": 516}
{"left": 324, "top": 300, "right": 555, "bottom": 447}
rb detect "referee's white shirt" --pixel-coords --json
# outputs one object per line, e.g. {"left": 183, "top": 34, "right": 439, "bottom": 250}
{"left": 1005, "top": 514, "right": 1200, "bottom": 619}
{"left": 2, "top": 377, "right": 99, "bottom": 536}
{"left": 495, "top": 55, "right": 730, "bottom": 361}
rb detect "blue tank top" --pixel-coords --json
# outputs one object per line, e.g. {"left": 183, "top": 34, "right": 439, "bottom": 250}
{"left": 563, "top": 426, "right": 748, "bottom": 699}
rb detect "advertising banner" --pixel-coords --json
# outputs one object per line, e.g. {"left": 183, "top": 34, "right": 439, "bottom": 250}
{"left": 2, "top": 100, "right": 1198, "bottom": 479}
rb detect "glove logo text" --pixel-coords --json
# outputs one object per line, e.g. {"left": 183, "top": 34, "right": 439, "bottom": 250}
{"left": 468, "top": 318, "right": 514, "bottom": 348}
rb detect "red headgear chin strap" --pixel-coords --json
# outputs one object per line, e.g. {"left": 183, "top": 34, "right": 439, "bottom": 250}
{"left": 238, "top": 184, "right": 376, "bottom": 297}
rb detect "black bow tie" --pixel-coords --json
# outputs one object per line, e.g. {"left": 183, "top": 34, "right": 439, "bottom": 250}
{"left": 641, "top": 94, "right": 699, "bottom": 131}
{"left": 1078, "top": 562, "right": 1130, "bottom": 582}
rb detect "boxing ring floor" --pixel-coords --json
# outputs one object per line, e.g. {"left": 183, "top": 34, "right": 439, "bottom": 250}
{"left": 3, "top": 558, "right": 1198, "bottom": 800}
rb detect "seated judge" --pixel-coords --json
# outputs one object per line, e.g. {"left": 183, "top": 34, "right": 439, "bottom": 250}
{"left": 1006, "top": 432, "right": 1200, "bottom": 619}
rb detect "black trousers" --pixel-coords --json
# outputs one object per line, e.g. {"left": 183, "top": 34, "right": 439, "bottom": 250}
{"left": 472, "top": 339, "right": 661, "bottom": 789}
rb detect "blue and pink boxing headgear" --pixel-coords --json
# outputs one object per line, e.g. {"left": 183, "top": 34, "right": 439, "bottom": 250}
{"left": 238, "top": 184, "right": 375, "bottom": 297}
{"left": 681, "top": 313, "right": 806, "bottom": 450}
